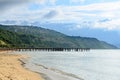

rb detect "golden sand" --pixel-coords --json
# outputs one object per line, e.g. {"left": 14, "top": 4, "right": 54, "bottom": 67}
{"left": 0, "top": 51, "right": 43, "bottom": 80}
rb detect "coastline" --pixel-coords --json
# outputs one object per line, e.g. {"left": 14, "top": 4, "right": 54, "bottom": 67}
{"left": 0, "top": 51, "right": 43, "bottom": 80}
{"left": 22, "top": 56, "right": 84, "bottom": 80}
{"left": 31, "top": 63, "right": 84, "bottom": 80}
{"left": 0, "top": 51, "right": 84, "bottom": 80}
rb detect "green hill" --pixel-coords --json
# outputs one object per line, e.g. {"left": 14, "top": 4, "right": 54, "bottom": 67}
{"left": 0, "top": 24, "right": 117, "bottom": 49}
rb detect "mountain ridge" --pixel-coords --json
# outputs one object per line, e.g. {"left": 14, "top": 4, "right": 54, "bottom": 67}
{"left": 0, "top": 24, "right": 117, "bottom": 49}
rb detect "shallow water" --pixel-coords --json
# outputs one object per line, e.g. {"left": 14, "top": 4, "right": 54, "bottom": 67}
{"left": 15, "top": 49, "right": 120, "bottom": 80}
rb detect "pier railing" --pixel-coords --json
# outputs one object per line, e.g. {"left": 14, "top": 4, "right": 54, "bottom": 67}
{"left": 0, "top": 48, "right": 90, "bottom": 52}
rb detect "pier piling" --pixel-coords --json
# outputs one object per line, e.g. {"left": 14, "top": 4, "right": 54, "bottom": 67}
{"left": 0, "top": 48, "right": 90, "bottom": 52}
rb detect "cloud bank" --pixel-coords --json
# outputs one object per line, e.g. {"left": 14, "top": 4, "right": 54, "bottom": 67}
{"left": 0, "top": 0, "right": 120, "bottom": 31}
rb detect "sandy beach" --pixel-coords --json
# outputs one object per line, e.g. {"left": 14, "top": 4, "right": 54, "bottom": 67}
{"left": 0, "top": 51, "right": 84, "bottom": 80}
{"left": 0, "top": 51, "right": 43, "bottom": 80}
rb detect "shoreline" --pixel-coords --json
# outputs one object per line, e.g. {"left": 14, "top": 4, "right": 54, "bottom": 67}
{"left": 0, "top": 51, "right": 84, "bottom": 80}
{"left": 0, "top": 51, "right": 43, "bottom": 80}
{"left": 21, "top": 56, "right": 84, "bottom": 80}
{"left": 34, "top": 63, "right": 83, "bottom": 80}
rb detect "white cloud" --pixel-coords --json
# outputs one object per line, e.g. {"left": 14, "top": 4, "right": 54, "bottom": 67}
{"left": 32, "top": 0, "right": 48, "bottom": 5}
{"left": 70, "top": 0, "right": 85, "bottom": 4}
{"left": 0, "top": 0, "right": 120, "bottom": 31}
{"left": 80, "top": 0, "right": 85, "bottom": 2}
{"left": 58, "top": 1, "right": 120, "bottom": 31}
{"left": 60, "top": 1, "right": 120, "bottom": 12}
{"left": 93, "top": 19, "right": 120, "bottom": 30}
{"left": 49, "top": 0, "right": 56, "bottom": 5}
{"left": 29, "top": 0, "right": 57, "bottom": 6}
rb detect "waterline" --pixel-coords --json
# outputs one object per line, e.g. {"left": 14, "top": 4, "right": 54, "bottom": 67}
{"left": 14, "top": 50, "right": 120, "bottom": 80}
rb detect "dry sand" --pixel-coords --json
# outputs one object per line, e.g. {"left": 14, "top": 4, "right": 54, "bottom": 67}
{"left": 0, "top": 51, "right": 43, "bottom": 80}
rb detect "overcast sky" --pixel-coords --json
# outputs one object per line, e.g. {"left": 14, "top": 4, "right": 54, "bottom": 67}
{"left": 0, "top": 0, "right": 120, "bottom": 31}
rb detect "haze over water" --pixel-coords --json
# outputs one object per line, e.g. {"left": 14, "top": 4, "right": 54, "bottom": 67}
{"left": 15, "top": 50, "right": 120, "bottom": 80}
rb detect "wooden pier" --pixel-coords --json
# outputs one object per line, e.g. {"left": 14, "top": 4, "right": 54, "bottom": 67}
{"left": 0, "top": 48, "right": 90, "bottom": 52}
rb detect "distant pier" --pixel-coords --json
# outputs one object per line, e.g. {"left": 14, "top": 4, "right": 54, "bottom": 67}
{"left": 0, "top": 48, "right": 90, "bottom": 52}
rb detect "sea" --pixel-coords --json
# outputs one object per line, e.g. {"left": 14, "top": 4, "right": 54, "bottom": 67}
{"left": 14, "top": 49, "right": 120, "bottom": 80}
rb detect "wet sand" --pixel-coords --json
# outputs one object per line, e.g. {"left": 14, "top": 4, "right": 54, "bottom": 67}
{"left": 0, "top": 51, "right": 43, "bottom": 80}
{"left": 24, "top": 59, "right": 84, "bottom": 80}
{"left": 35, "top": 64, "right": 84, "bottom": 80}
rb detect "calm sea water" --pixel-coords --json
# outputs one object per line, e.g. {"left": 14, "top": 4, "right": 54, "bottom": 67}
{"left": 15, "top": 50, "right": 120, "bottom": 80}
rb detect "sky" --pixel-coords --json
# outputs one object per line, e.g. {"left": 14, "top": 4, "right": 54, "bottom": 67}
{"left": 0, "top": 0, "right": 120, "bottom": 46}
{"left": 0, "top": 0, "right": 120, "bottom": 30}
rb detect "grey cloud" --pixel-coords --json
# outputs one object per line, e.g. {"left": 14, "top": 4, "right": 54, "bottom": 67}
{"left": 0, "top": 0, "right": 30, "bottom": 11}
{"left": 43, "top": 10, "right": 58, "bottom": 19}
{"left": 98, "top": 18, "right": 111, "bottom": 23}
{"left": 0, "top": 20, "right": 17, "bottom": 24}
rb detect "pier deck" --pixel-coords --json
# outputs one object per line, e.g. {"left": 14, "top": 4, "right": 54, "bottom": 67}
{"left": 0, "top": 48, "right": 90, "bottom": 52}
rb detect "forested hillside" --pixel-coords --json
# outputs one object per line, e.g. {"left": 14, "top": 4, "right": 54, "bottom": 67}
{"left": 0, "top": 24, "right": 117, "bottom": 49}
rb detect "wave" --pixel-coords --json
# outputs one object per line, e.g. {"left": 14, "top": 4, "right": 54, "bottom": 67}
{"left": 35, "top": 63, "right": 84, "bottom": 80}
